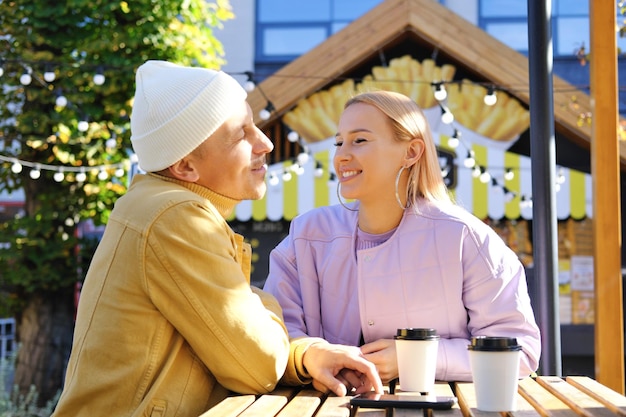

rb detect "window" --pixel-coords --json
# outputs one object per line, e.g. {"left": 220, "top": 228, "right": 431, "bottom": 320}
{"left": 256, "top": 0, "right": 384, "bottom": 62}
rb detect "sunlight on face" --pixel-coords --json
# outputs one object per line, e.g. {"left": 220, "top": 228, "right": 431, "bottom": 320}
{"left": 190, "top": 101, "right": 274, "bottom": 200}
{"left": 334, "top": 102, "right": 408, "bottom": 205}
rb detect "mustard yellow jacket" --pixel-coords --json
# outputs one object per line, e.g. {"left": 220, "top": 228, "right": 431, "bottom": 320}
{"left": 52, "top": 174, "right": 290, "bottom": 417}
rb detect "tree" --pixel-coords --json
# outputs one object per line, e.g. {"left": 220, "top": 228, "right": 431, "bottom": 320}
{"left": 0, "top": 0, "right": 233, "bottom": 405}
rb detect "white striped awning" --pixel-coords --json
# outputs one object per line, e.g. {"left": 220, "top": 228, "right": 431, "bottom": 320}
{"left": 231, "top": 108, "right": 592, "bottom": 222}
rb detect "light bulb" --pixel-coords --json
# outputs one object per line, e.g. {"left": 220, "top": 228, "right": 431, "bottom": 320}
{"left": 504, "top": 169, "right": 515, "bottom": 181}
{"left": 54, "top": 171, "right": 65, "bottom": 182}
{"left": 287, "top": 131, "right": 299, "bottom": 142}
{"left": 484, "top": 92, "right": 497, "bottom": 106}
{"left": 98, "top": 170, "right": 108, "bottom": 180}
{"left": 447, "top": 137, "right": 459, "bottom": 148}
{"left": 76, "top": 171, "right": 87, "bottom": 182}
{"left": 297, "top": 152, "right": 310, "bottom": 165}
{"left": 78, "top": 120, "right": 89, "bottom": 132}
{"left": 314, "top": 167, "right": 324, "bottom": 178}
{"left": 44, "top": 71, "right": 56, "bottom": 82}
{"left": 29, "top": 169, "right": 41, "bottom": 179}
{"left": 268, "top": 174, "right": 279, "bottom": 186}
{"left": 93, "top": 73, "right": 106, "bottom": 86}
{"left": 11, "top": 161, "right": 22, "bottom": 173}
{"left": 20, "top": 73, "right": 32, "bottom": 85}
{"left": 259, "top": 108, "right": 271, "bottom": 120}
{"left": 0, "top": 67, "right": 4, "bottom": 77}
{"left": 441, "top": 109, "right": 454, "bottom": 124}
{"left": 434, "top": 84, "right": 447, "bottom": 101}
{"left": 56, "top": 95, "right": 68, "bottom": 108}
{"left": 115, "top": 168, "right": 125, "bottom": 177}
{"left": 244, "top": 80, "right": 255, "bottom": 92}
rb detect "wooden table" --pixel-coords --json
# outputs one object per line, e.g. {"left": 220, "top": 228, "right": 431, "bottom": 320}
{"left": 200, "top": 376, "right": 626, "bottom": 416}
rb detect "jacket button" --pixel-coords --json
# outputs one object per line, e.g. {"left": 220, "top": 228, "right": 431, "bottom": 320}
{"left": 368, "top": 320, "right": 374, "bottom": 326}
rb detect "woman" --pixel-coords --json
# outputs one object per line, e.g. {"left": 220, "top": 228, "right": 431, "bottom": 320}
{"left": 264, "top": 90, "right": 540, "bottom": 388}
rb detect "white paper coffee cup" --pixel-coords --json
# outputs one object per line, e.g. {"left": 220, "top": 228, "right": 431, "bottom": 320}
{"left": 468, "top": 336, "right": 522, "bottom": 411}
{"left": 394, "top": 328, "right": 440, "bottom": 393}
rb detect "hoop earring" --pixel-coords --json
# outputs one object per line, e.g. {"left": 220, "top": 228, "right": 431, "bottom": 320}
{"left": 395, "top": 166, "right": 410, "bottom": 210}
{"left": 337, "top": 182, "right": 358, "bottom": 212}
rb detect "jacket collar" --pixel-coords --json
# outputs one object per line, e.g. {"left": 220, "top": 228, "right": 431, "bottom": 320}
{"left": 147, "top": 173, "right": 240, "bottom": 218}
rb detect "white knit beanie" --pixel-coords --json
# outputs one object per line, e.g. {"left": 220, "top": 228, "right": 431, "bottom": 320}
{"left": 130, "top": 60, "right": 247, "bottom": 172}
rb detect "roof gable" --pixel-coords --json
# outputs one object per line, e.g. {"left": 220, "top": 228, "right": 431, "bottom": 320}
{"left": 247, "top": 0, "right": 626, "bottom": 166}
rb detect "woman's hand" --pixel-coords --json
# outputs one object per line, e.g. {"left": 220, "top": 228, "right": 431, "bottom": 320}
{"left": 359, "top": 339, "right": 398, "bottom": 383}
{"left": 302, "top": 342, "right": 384, "bottom": 396}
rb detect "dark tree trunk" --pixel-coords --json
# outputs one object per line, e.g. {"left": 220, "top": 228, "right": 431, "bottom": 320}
{"left": 13, "top": 289, "right": 75, "bottom": 406}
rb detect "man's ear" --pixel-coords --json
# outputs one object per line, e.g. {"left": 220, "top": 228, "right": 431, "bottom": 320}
{"left": 166, "top": 157, "right": 200, "bottom": 182}
{"left": 405, "top": 138, "right": 425, "bottom": 166}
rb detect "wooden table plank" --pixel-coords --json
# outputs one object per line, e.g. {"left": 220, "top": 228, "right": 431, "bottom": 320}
{"left": 314, "top": 395, "right": 351, "bottom": 417}
{"left": 275, "top": 389, "right": 324, "bottom": 417}
{"left": 518, "top": 377, "right": 574, "bottom": 417}
{"left": 352, "top": 408, "right": 387, "bottom": 417}
{"left": 199, "top": 394, "right": 256, "bottom": 417}
{"left": 456, "top": 379, "right": 539, "bottom": 417}
{"left": 238, "top": 387, "right": 295, "bottom": 417}
{"left": 536, "top": 376, "right": 617, "bottom": 417}
{"left": 566, "top": 376, "right": 626, "bottom": 417}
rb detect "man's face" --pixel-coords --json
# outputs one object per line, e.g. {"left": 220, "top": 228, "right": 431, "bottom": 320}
{"left": 189, "top": 101, "right": 274, "bottom": 200}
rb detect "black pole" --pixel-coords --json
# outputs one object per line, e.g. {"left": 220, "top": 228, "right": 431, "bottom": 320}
{"left": 527, "top": 0, "right": 562, "bottom": 376}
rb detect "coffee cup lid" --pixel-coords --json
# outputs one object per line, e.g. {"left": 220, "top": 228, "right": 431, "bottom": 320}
{"left": 394, "top": 328, "right": 440, "bottom": 340}
{"left": 467, "top": 336, "right": 522, "bottom": 351}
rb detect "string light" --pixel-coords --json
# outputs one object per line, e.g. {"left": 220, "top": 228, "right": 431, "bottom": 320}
{"left": 76, "top": 169, "right": 87, "bottom": 182}
{"left": 448, "top": 129, "right": 460, "bottom": 148}
{"left": 93, "top": 67, "right": 106, "bottom": 86}
{"left": 244, "top": 71, "right": 256, "bottom": 92}
{"left": 0, "top": 60, "right": 585, "bottom": 209}
{"left": 440, "top": 105, "right": 454, "bottom": 124}
{"left": 314, "top": 161, "right": 324, "bottom": 178}
{"left": 29, "top": 166, "right": 41, "bottom": 179}
{"left": 55, "top": 92, "right": 68, "bottom": 108}
{"left": 0, "top": 154, "right": 128, "bottom": 184}
{"left": 484, "top": 85, "right": 497, "bottom": 106}
{"left": 287, "top": 130, "right": 299, "bottom": 143}
{"left": 433, "top": 82, "right": 447, "bottom": 101}
{"left": 259, "top": 101, "right": 274, "bottom": 121}
{"left": 43, "top": 67, "right": 56, "bottom": 83}
{"left": 19, "top": 70, "right": 32, "bottom": 86}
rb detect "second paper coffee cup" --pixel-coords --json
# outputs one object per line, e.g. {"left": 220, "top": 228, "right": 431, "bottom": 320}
{"left": 394, "top": 328, "right": 439, "bottom": 393}
{"left": 468, "top": 336, "right": 522, "bottom": 411}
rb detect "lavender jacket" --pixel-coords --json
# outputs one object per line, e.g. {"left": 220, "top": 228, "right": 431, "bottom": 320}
{"left": 264, "top": 199, "right": 541, "bottom": 382}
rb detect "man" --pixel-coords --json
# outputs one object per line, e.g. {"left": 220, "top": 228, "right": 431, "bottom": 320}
{"left": 52, "top": 61, "right": 381, "bottom": 417}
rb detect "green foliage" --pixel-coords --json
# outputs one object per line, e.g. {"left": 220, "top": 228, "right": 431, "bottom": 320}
{"left": 0, "top": 0, "right": 233, "bottom": 317}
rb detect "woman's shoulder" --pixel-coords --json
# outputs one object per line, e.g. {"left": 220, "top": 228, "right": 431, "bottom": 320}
{"left": 410, "top": 200, "right": 493, "bottom": 234}
{"left": 289, "top": 204, "right": 357, "bottom": 238}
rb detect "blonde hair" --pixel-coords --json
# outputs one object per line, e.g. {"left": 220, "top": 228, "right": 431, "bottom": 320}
{"left": 344, "top": 90, "right": 452, "bottom": 207}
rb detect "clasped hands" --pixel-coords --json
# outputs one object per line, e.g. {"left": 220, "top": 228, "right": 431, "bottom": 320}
{"left": 302, "top": 338, "right": 397, "bottom": 397}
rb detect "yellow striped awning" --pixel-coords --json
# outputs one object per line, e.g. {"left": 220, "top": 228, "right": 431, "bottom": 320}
{"left": 232, "top": 109, "right": 592, "bottom": 222}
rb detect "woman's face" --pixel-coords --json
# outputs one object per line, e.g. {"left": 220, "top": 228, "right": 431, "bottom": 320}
{"left": 334, "top": 102, "right": 408, "bottom": 205}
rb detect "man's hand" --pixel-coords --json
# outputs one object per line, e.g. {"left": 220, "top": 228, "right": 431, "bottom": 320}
{"left": 360, "top": 339, "right": 398, "bottom": 383}
{"left": 302, "top": 342, "right": 383, "bottom": 396}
